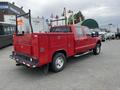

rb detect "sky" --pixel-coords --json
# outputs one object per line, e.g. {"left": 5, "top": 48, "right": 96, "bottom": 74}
{"left": 3, "top": 0, "right": 120, "bottom": 27}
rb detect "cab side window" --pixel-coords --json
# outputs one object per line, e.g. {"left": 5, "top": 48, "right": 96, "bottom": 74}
{"left": 75, "top": 27, "right": 84, "bottom": 37}
{"left": 84, "top": 27, "right": 91, "bottom": 35}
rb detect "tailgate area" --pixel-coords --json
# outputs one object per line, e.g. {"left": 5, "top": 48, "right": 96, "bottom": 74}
{"left": 10, "top": 51, "right": 39, "bottom": 68}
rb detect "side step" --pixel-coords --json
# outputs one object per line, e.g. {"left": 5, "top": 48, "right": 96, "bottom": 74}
{"left": 74, "top": 51, "right": 91, "bottom": 57}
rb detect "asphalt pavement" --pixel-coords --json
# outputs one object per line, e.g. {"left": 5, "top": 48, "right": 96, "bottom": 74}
{"left": 0, "top": 40, "right": 120, "bottom": 90}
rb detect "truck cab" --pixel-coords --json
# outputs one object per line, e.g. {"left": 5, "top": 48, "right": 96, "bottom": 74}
{"left": 10, "top": 11, "right": 101, "bottom": 72}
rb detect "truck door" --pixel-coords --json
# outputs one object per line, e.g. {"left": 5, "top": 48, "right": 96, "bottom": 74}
{"left": 74, "top": 26, "right": 88, "bottom": 54}
{"left": 83, "top": 27, "right": 96, "bottom": 49}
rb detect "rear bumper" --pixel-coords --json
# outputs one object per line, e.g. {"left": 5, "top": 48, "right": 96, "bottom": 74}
{"left": 10, "top": 51, "right": 39, "bottom": 68}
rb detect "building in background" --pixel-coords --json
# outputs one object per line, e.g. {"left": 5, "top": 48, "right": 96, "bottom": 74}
{"left": 0, "top": 1, "right": 26, "bottom": 48}
{"left": 0, "top": 1, "right": 26, "bottom": 34}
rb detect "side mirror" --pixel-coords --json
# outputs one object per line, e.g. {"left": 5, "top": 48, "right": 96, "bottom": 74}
{"left": 91, "top": 32, "right": 99, "bottom": 37}
{"left": 22, "top": 31, "right": 25, "bottom": 34}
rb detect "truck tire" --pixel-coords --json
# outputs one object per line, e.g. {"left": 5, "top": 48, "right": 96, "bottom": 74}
{"left": 50, "top": 53, "right": 66, "bottom": 72}
{"left": 93, "top": 44, "right": 101, "bottom": 55}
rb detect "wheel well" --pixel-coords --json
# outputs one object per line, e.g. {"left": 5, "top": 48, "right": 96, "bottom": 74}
{"left": 52, "top": 50, "right": 67, "bottom": 59}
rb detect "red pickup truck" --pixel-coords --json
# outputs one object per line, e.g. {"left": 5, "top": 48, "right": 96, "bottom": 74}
{"left": 10, "top": 12, "right": 101, "bottom": 72}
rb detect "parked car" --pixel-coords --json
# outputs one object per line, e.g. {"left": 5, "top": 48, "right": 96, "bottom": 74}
{"left": 98, "top": 31, "right": 107, "bottom": 42}
{"left": 110, "top": 32, "right": 116, "bottom": 39}
{"left": 115, "top": 33, "right": 120, "bottom": 39}
{"left": 115, "top": 28, "right": 120, "bottom": 39}
{"left": 106, "top": 32, "right": 115, "bottom": 40}
{"left": 0, "top": 23, "right": 15, "bottom": 48}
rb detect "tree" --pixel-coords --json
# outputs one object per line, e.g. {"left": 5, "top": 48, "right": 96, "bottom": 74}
{"left": 68, "top": 11, "right": 85, "bottom": 24}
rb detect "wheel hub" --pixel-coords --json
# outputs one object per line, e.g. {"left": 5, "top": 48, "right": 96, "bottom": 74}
{"left": 96, "top": 45, "right": 100, "bottom": 53}
{"left": 56, "top": 57, "right": 64, "bottom": 69}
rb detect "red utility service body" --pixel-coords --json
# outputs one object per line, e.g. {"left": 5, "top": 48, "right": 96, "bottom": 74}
{"left": 13, "top": 25, "right": 101, "bottom": 68}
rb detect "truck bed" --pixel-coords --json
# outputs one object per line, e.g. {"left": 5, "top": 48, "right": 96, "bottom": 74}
{"left": 13, "top": 33, "right": 75, "bottom": 66}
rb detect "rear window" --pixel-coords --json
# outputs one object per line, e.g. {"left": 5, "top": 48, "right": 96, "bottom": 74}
{"left": 83, "top": 27, "right": 91, "bottom": 35}
{"left": 50, "top": 26, "right": 71, "bottom": 33}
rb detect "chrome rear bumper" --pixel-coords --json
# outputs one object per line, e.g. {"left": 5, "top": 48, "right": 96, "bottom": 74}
{"left": 10, "top": 51, "right": 39, "bottom": 68}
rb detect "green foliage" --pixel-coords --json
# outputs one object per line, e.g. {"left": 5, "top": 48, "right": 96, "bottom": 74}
{"left": 68, "top": 11, "right": 85, "bottom": 24}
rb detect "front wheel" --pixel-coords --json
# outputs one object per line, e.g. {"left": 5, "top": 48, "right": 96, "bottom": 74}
{"left": 93, "top": 44, "right": 101, "bottom": 55}
{"left": 50, "top": 53, "right": 66, "bottom": 72}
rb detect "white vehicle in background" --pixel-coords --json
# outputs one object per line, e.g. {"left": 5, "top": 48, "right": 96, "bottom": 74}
{"left": 91, "top": 29, "right": 107, "bottom": 42}
{"left": 110, "top": 32, "right": 116, "bottom": 39}
{"left": 106, "top": 32, "right": 115, "bottom": 40}
{"left": 98, "top": 31, "right": 107, "bottom": 42}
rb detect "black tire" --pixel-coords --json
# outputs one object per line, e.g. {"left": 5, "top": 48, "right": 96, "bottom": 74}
{"left": 102, "top": 39, "right": 105, "bottom": 42}
{"left": 93, "top": 44, "right": 101, "bottom": 55}
{"left": 50, "top": 53, "right": 66, "bottom": 72}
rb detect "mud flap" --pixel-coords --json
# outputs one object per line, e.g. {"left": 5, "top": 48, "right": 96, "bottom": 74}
{"left": 43, "top": 64, "right": 49, "bottom": 74}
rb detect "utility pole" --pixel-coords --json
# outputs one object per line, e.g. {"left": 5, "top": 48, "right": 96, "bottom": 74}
{"left": 62, "top": 7, "right": 67, "bottom": 25}
{"left": 68, "top": 10, "right": 74, "bottom": 24}
{"left": 108, "top": 23, "right": 112, "bottom": 32}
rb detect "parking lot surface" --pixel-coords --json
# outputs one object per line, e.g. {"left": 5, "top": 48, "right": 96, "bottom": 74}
{"left": 0, "top": 40, "right": 120, "bottom": 90}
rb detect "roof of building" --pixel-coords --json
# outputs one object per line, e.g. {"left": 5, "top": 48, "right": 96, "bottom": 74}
{"left": 0, "top": 1, "right": 25, "bottom": 15}
{"left": 81, "top": 19, "right": 99, "bottom": 29}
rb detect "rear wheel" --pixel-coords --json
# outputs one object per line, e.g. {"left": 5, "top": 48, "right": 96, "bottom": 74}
{"left": 93, "top": 44, "right": 101, "bottom": 55}
{"left": 50, "top": 53, "right": 66, "bottom": 72}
